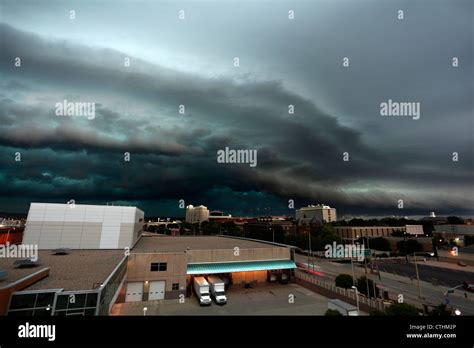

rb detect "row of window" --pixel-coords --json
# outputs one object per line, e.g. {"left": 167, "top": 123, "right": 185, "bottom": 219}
{"left": 150, "top": 262, "right": 167, "bottom": 272}
{"left": 8, "top": 291, "right": 99, "bottom": 316}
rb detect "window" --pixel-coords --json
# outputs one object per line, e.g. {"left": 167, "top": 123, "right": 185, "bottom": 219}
{"left": 53, "top": 292, "right": 99, "bottom": 316}
{"left": 8, "top": 292, "right": 56, "bottom": 316}
{"left": 150, "top": 262, "right": 167, "bottom": 272}
{"left": 172, "top": 283, "right": 179, "bottom": 291}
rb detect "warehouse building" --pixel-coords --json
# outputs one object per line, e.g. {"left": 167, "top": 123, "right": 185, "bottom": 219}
{"left": 0, "top": 249, "right": 127, "bottom": 316}
{"left": 1, "top": 203, "right": 296, "bottom": 314}
{"left": 22, "top": 203, "right": 144, "bottom": 249}
{"left": 335, "top": 225, "right": 424, "bottom": 240}
{"left": 120, "top": 235, "right": 296, "bottom": 302}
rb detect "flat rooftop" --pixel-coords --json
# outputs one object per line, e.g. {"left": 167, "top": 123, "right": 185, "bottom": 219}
{"left": 132, "top": 235, "right": 280, "bottom": 253}
{"left": 0, "top": 250, "right": 124, "bottom": 291}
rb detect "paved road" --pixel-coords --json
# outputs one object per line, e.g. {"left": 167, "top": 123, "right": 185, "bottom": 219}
{"left": 295, "top": 254, "right": 474, "bottom": 315}
{"left": 373, "top": 259, "right": 473, "bottom": 288}
{"left": 111, "top": 283, "right": 340, "bottom": 316}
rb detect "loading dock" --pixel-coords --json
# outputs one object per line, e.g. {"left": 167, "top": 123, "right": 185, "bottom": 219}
{"left": 123, "top": 236, "right": 297, "bottom": 303}
{"left": 148, "top": 281, "right": 166, "bottom": 300}
{"left": 125, "top": 282, "right": 143, "bottom": 302}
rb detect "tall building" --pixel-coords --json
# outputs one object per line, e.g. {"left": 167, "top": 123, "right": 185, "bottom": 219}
{"left": 185, "top": 205, "right": 209, "bottom": 224}
{"left": 22, "top": 203, "right": 144, "bottom": 249}
{"left": 296, "top": 204, "right": 337, "bottom": 224}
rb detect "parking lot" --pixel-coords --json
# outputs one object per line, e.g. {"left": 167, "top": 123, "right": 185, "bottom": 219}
{"left": 112, "top": 283, "right": 331, "bottom": 315}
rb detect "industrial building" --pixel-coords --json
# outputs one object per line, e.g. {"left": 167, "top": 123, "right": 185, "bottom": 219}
{"left": 334, "top": 225, "right": 424, "bottom": 240}
{"left": 22, "top": 203, "right": 144, "bottom": 249}
{"left": 0, "top": 249, "right": 126, "bottom": 316}
{"left": 185, "top": 205, "right": 210, "bottom": 224}
{"left": 121, "top": 235, "right": 296, "bottom": 302}
{"left": 0, "top": 203, "right": 296, "bottom": 315}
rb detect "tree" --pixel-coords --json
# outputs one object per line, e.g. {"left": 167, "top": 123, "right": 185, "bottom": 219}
{"left": 356, "top": 276, "right": 379, "bottom": 298}
{"left": 465, "top": 235, "right": 474, "bottom": 246}
{"left": 324, "top": 309, "right": 343, "bottom": 316}
{"left": 429, "top": 303, "right": 451, "bottom": 316}
{"left": 397, "top": 239, "right": 422, "bottom": 255}
{"left": 335, "top": 274, "right": 354, "bottom": 289}
{"left": 310, "top": 224, "right": 342, "bottom": 251}
{"left": 180, "top": 222, "right": 194, "bottom": 235}
{"left": 222, "top": 221, "right": 243, "bottom": 237}
{"left": 369, "top": 309, "right": 386, "bottom": 316}
{"left": 368, "top": 237, "right": 391, "bottom": 251}
{"left": 421, "top": 220, "right": 435, "bottom": 236}
{"left": 157, "top": 225, "right": 166, "bottom": 234}
{"left": 385, "top": 303, "right": 420, "bottom": 316}
{"left": 200, "top": 221, "right": 219, "bottom": 235}
{"left": 447, "top": 216, "right": 464, "bottom": 225}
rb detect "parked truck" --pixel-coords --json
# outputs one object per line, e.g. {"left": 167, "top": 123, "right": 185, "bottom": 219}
{"left": 206, "top": 276, "right": 227, "bottom": 305}
{"left": 328, "top": 299, "right": 359, "bottom": 316}
{"left": 193, "top": 277, "right": 212, "bottom": 306}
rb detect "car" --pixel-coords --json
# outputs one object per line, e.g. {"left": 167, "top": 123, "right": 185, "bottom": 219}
{"left": 462, "top": 282, "right": 474, "bottom": 292}
{"left": 457, "top": 261, "right": 467, "bottom": 267}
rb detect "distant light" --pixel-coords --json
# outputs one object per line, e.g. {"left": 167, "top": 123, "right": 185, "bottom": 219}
{"left": 454, "top": 309, "right": 461, "bottom": 316}
{"left": 429, "top": 253, "right": 435, "bottom": 256}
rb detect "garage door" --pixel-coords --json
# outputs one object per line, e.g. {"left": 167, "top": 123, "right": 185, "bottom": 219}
{"left": 125, "top": 282, "right": 143, "bottom": 302}
{"left": 148, "top": 281, "right": 165, "bottom": 300}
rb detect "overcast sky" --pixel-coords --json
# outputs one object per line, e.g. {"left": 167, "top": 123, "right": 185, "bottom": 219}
{"left": 0, "top": 0, "right": 472, "bottom": 217}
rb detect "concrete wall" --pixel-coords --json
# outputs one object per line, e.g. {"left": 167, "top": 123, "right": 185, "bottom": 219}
{"left": 231, "top": 270, "right": 267, "bottom": 286}
{"left": 126, "top": 246, "right": 291, "bottom": 299}
{"left": 23, "top": 203, "right": 144, "bottom": 249}
{"left": 187, "top": 247, "right": 290, "bottom": 263}
{"left": 126, "top": 253, "right": 187, "bottom": 299}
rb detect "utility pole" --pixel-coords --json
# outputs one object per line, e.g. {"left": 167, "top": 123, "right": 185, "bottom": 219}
{"left": 351, "top": 235, "right": 356, "bottom": 286}
{"left": 308, "top": 230, "right": 312, "bottom": 271}
{"left": 414, "top": 253, "right": 422, "bottom": 299}
{"left": 352, "top": 286, "right": 360, "bottom": 315}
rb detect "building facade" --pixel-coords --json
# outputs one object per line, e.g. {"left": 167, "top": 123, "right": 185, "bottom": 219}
{"left": 121, "top": 236, "right": 296, "bottom": 302}
{"left": 335, "top": 225, "right": 424, "bottom": 240}
{"left": 22, "top": 203, "right": 144, "bottom": 249}
{"left": 185, "top": 205, "right": 209, "bottom": 224}
{"left": 296, "top": 204, "right": 337, "bottom": 224}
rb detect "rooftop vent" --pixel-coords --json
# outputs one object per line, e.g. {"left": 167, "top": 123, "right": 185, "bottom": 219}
{"left": 13, "top": 259, "right": 40, "bottom": 268}
{"left": 52, "top": 248, "right": 71, "bottom": 255}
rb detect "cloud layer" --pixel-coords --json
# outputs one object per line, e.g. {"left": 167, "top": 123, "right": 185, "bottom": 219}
{"left": 0, "top": 0, "right": 472, "bottom": 217}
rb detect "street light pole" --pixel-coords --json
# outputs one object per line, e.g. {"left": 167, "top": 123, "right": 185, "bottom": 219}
{"left": 352, "top": 286, "right": 360, "bottom": 315}
{"left": 350, "top": 234, "right": 356, "bottom": 287}
{"left": 413, "top": 253, "right": 422, "bottom": 299}
{"left": 308, "top": 231, "right": 312, "bottom": 270}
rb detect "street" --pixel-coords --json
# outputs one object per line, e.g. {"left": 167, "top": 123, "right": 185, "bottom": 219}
{"left": 295, "top": 254, "right": 474, "bottom": 315}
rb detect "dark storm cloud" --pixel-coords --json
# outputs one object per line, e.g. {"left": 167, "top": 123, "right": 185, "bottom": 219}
{"left": 0, "top": 20, "right": 472, "bottom": 216}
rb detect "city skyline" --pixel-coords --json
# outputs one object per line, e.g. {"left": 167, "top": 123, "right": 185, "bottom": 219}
{"left": 0, "top": 0, "right": 473, "bottom": 217}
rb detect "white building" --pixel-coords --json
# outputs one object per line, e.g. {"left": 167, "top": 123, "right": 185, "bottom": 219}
{"left": 296, "top": 204, "right": 337, "bottom": 223}
{"left": 185, "top": 205, "right": 209, "bottom": 224}
{"left": 22, "top": 203, "right": 144, "bottom": 249}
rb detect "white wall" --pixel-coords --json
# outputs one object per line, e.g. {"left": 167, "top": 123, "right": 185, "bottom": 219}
{"left": 23, "top": 203, "right": 144, "bottom": 249}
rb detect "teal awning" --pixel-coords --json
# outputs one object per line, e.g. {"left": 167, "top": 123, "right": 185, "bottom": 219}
{"left": 187, "top": 259, "right": 296, "bottom": 275}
